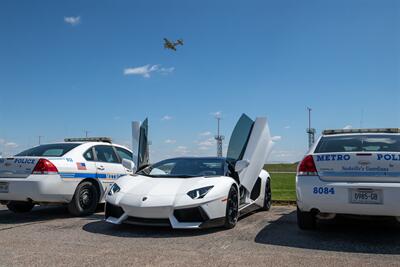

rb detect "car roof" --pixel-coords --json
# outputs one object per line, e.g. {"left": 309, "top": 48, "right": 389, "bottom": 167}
{"left": 162, "top": 156, "right": 227, "bottom": 161}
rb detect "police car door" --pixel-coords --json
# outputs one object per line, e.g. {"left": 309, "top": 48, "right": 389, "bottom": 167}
{"left": 227, "top": 114, "right": 273, "bottom": 192}
{"left": 93, "top": 145, "right": 126, "bottom": 181}
{"left": 132, "top": 118, "right": 149, "bottom": 170}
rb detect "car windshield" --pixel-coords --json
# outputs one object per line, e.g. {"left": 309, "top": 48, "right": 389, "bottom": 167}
{"left": 15, "top": 143, "right": 81, "bottom": 157}
{"left": 315, "top": 134, "right": 400, "bottom": 153}
{"left": 138, "top": 158, "right": 225, "bottom": 178}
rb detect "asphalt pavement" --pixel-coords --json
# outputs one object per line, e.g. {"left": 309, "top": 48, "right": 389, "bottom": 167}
{"left": 0, "top": 205, "right": 399, "bottom": 266}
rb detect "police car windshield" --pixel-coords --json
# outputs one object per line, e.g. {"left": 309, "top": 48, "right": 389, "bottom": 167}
{"left": 15, "top": 143, "right": 81, "bottom": 157}
{"left": 138, "top": 158, "right": 225, "bottom": 178}
{"left": 315, "top": 134, "right": 400, "bottom": 153}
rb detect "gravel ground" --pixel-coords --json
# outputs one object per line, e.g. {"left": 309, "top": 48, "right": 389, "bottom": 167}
{"left": 0, "top": 205, "right": 400, "bottom": 267}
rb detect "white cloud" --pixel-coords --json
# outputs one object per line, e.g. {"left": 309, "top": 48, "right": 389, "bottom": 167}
{"left": 198, "top": 146, "right": 211, "bottom": 151}
{"left": 161, "top": 115, "right": 173, "bottom": 121}
{"left": 199, "top": 131, "right": 212, "bottom": 136}
{"left": 175, "top": 146, "right": 190, "bottom": 155}
{"left": 272, "top": 136, "right": 282, "bottom": 142}
{"left": 124, "top": 64, "right": 174, "bottom": 78}
{"left": 284, "top": 125, "right": 291, "bottom": 129}
{"left": 197, "top": 138, "right": 215, "bottom": 147}
{"left": 159, "top": 67, "right": 175, "bottom": 74}
{"left": 343, "top": 125, "right": 352, "bottom": 129}
{"left": 64, "top": 16, "right": 81, "bottom": 26}
{"left": 165, "top": 139, "right": 176, "bottom": 144}
{"left": 4, "top": 142, "right": 18, "bottom": 148}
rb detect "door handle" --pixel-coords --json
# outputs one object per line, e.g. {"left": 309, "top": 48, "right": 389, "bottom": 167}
{"left": 97, "top": 166, "right": 105, "bottom": 170}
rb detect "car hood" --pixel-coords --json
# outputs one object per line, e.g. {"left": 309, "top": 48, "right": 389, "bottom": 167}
{"left": 116, "top": 174, "right": 220, "bottom": 197}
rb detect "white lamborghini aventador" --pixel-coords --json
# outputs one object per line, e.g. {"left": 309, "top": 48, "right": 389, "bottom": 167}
{"left": 105, "top": 114, "right": 274, "bottom": 229}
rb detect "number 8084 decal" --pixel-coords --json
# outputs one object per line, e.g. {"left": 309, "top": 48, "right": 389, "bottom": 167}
{"left": 313, "top": 187, "right": 335, "bottom": 195}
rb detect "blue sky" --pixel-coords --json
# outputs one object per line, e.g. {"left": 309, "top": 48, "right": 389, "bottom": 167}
{"left": 0, "top": 0, "right": 399, "bottom": 162}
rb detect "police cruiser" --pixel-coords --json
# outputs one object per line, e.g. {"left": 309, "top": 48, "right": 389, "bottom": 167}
{"left": 0, "top": 136, "right": 141, "bottom": 216}
{"left": 296, "top": 128, "right": 400, "bottom": 229}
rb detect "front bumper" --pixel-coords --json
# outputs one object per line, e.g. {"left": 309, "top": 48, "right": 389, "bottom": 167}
{"left": 0, "top": 175, "right": 77, "bottom": 203}
{"left": 297, "top": 175, "right": 400, "bottom": 217}
{"left": 104, "top": 195, "right": 227, "bottom": 229}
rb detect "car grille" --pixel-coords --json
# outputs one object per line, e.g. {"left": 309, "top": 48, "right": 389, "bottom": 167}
{"left": 105, "top": 202, "right": 124, "bottom": 219}
{"left": 173, "top": 207, "right": 209, "bottom": 223}
{"left": 125, "top": 216, "right": 171, "bottom": 227}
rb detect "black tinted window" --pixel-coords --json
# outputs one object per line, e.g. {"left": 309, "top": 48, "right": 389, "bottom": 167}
{"left": 94, "top": 145, "right": 119, "bottom": 163}
{"left": 139, "top": 158, "right": 225, "bottom": 177}
{"left": 115, "top": 147, "right": 133, "bottom": 161}
{"left": 315, "top": 135, "right": 400, "bottom": 153}
{"left": 226, "top": 114, "right": 254, "bottom": 164}
{"left": 83, "top": 148, "right": 94, "bottom": 161}
{"left": 16, "top": 143, "right": 80, "bottom": 157}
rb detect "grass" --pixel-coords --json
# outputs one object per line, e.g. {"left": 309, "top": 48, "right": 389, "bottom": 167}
{"left": 264, "top": 163, "right": 297, "bottom": 201}
{"left": 270, "top": 172, "right": 296, "bottom": 201}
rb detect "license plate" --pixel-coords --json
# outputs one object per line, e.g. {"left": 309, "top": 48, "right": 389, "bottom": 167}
{"left": 350, "top": 189, "right": 382, "bottom": 204}
{"left": 0, "top": 182, "right": 9, "bottom": 193}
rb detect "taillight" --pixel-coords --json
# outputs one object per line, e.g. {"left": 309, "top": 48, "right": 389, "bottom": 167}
{"left": 297, "top": 155, "right": 318, "bottom": 176}
{"left": 32, "top": 159, "right": 58, "bottom": 174}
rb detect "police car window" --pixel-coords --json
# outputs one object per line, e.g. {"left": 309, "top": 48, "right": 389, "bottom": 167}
{"left": 315, "top": 135, "right": 400, "bottom": 153}
{"left": 94, "top": 145, "right": 119, "bottom": 163}
{"left": 83, "top": 148, "right": 94, "bottom": 161}
{"left": 15, "top": 143, "right": 80, "bottom": 157}
{"left": 115, "top": 147, "right": 133, "bottom": 161}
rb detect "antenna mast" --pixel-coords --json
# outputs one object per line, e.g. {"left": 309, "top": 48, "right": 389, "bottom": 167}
{"left": 214, "top": 114, "right": 225, "bottom": 157}
{"left": 306, "top": 107, "right": 316, "bottom": 149}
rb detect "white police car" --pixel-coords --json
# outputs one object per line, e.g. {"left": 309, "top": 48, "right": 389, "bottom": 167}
{"left": 0, "top": 137, "right": 137, "bottom": 216}
{"left": 296, "top": 128, "right": 400, "bottom": 229}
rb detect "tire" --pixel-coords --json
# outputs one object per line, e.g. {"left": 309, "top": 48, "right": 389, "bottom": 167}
{"left": 7, "top": 201, "right": 35, "bottom": 213}
{"left": 224, "top": 186, "right": 239, "bottom": 229}
{"left": 68, "top": 181, "right": 99, "bottom": 216}
{"left": 297, "top": 206, "right": 316, "bottom": 230}
{"left": 260, "top": 178, "right": 272, "bottom": 211}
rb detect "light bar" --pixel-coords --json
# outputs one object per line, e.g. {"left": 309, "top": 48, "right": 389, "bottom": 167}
{"left": 64, "top": 137, "right": 112, "bottom": 143}
{"left": 323, "top": 128, "right": 400, "bottom": 135}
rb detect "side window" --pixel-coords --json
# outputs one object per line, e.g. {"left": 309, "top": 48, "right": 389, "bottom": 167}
{"left": 83, "top": 147, "right": 94, "bottom": 161}
{"left": 115, "top": 147, "right": 133, "bottom": 161}
{"left": 94, "top": 145, "right": 119, "bottom": 163}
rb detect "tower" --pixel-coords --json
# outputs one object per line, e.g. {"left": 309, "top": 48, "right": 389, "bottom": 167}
{"left": 214, "top": 114, "right": 225, "bottom": 157}
{"left": 306, "top": 107, "right": 316, "bottom": 149}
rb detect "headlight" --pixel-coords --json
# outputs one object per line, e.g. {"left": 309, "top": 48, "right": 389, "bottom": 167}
{"left": 187, "top": 186, "right": 214, "bottom": 199}
{"left": 108, "top": 183, "right": 121, "bottom": 196}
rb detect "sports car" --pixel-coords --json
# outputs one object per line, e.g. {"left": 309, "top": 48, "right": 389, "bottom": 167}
{"left": 105, "top": 114, "right": 274, "bottom": 229}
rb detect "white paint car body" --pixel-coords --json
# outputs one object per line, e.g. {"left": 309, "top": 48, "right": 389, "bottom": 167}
{"left": 105, "top": 114, "right": 274, "bottom": 229}
{"left": 296, "top": 128, "right": 400, "bottom": 229}
{"left": 0, "top": 138, "right": 136, "bottom": 215}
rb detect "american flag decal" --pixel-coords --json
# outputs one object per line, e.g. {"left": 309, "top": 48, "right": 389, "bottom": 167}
{"left": 76, "top": 162, "right": 87, "bottom": 170}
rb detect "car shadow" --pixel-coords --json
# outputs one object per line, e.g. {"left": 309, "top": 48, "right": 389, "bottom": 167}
{"left": 255, "top": 210, "right": 400, "bottom": 254}
{"left": 0, "top": 205, "right": 104, "bottom": 224}
{"left": 82, "top": 220, "right": 224, "bottom": 238}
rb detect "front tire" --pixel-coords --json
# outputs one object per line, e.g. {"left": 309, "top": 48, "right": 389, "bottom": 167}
{"left": 297, "top": 206, "right": 316, "bottom": 230}
{"left": 260, "top": 178, "right": 272, "bottom": 211}
{"left": 224, "top": 186, "right": 239, "bottom": 229}
{"left": 68, "top": 181, "right": 99, "bottom": 216}
{"left": 7, "top": 201, "right": 35, "bottom": 213}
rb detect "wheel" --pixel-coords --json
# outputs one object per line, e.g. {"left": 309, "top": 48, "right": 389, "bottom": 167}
{"left": 260, "top": 178, "right": 272, "bottom": 211}
{"left": 7, "top": 201, "right": 35, "bottom": 213}
{"left": 297, "top": 206, "right": 316, "bottom": 230}
{"left": 224, "top": 186, "right": 239, "bottom": 229}
{"left": 68, "top": 181, "right": 99, "bottom": 216}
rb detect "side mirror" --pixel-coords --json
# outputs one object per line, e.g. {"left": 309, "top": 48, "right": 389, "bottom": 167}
{"left": 122, "top": 159, "right": 137, "bottom": 173}
{"left": 235, "top": 159, "right": 250, "bottom": 172}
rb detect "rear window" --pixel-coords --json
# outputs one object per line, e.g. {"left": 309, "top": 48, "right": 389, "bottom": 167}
{"left": 315, "top": 135, "right": 400, "bottom": 153}
{"left": 15, "top": 143, "right": 81, "bottom": 157}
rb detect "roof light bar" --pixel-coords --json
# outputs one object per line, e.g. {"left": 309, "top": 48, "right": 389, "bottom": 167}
{"left": 322, "top": 128, "right": 400, "bottom": 135}
{"left": 64, "top": 137, "right": 112, "bottom": 143}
